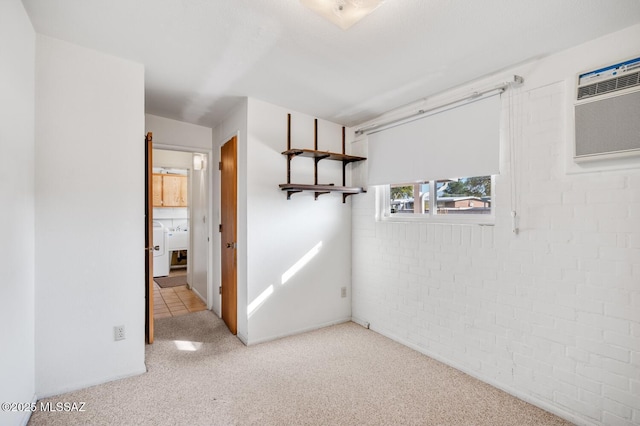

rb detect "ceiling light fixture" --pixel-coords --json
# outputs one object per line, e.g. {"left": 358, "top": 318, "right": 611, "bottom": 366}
{"left": 301, "top": 0, "right": 383, "bottom": 30}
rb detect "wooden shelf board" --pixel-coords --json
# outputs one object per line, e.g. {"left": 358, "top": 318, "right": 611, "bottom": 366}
{"left": 282, "top": 149, "right": 366, "bottom": 163}
{"left": 279, "top": 183, "right": 365, "bottom": 194}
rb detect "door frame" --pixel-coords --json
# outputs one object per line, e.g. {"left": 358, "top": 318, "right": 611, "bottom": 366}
{"left": 151, "top": 143, "right": 215, "bottom": 310}
{"left": 145, "top": 133, "right": 154, "bottom": 344}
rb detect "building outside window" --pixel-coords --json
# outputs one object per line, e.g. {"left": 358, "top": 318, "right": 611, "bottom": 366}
{"left": 384, "top": 175, "right": 494, "bottom": 223}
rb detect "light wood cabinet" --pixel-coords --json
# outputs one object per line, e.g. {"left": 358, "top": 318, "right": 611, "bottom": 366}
{"left": 152, "top": 175, "right": 163, "bottom": 206}
{"left": 153, "top": 174, "right": 188, "bottom": 207}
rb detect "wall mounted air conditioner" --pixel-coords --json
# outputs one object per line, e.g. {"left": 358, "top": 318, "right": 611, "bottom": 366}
{"left": 574, "top": 55, "right": 640, "bottom": 162}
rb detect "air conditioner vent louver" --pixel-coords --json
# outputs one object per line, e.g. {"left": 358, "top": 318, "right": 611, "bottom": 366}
{"left": 574, "top": 55, "right": 640, "bottom": 163}
{"left": 577, "top": 71, "right": 640, "bottom": 100}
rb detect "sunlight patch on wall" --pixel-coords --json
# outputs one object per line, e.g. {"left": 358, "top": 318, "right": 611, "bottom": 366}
{"left": 281, "top": 241, "right": 323, "bottom": 285}
{"left": 248, "top": 284, "right": 274, "bottom": 318}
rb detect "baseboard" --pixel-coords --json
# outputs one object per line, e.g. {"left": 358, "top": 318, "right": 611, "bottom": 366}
{"left": 246, "top": 317, "right": 352, "bottom": 346}
{"left": 36, "top": 365, "right": 147, "bottom": 400}
{"left": 236, "top": 331, "right": 249, "bottom": 346}
{"left": 16, "top": 393, "right": 38, "bottom": 426}
{"left": 190, "top": 286, "right": 206, "bottom": 304}
{"left": 367, "top": 323, "right": 598, "bottom": 426}
{"left": 350, "top": 316, "right": 370, "bottom": 329}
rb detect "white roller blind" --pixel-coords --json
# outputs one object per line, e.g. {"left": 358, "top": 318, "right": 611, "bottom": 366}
{"left": 368, "top": 94, "right": 501, "bottom": 185}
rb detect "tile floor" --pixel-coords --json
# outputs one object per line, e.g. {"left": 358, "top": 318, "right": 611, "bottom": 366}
{"left": 153, "top": 270, "right": 207, "bottom": 319}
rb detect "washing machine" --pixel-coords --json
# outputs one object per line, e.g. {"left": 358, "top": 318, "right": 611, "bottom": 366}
{"left": 152, "top": 221, "right": 170, "bottom": 277}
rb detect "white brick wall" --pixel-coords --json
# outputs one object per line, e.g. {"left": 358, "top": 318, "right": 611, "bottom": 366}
{"left": 352, "top": 73, "right": 640, "bottom": 425}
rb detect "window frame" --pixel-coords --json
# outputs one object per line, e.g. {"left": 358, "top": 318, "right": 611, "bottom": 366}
{"left": 377, "top": 176, "right": 496, "bottom": 225}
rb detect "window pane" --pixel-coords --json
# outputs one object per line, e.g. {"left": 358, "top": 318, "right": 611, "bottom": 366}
{"left": 390, "top": 185, "right": 414, "bottom": 213}
{"left": 390, "top": 184, "right": 430, "bottom": 214}
{"left": 435, "top": 176, "right": 492, "bottom": 215}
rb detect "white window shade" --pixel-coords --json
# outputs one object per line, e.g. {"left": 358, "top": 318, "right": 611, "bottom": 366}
{"left": 368, "top": 94, "right": 501, "bottom": 185}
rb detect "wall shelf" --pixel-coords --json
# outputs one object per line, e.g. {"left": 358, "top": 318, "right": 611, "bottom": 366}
{"left": 280, "top": 114, "right": 366, "bottom": 203}
{"left": 279, "top": 183, "right": 365, "bottom": 202}
{"left": 281, "top": 149, "right": 366, "bottom": 163}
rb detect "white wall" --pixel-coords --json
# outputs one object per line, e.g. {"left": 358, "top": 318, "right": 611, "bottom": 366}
{"left": 146, "top": 114, "right": 212, "bottom": 150}
{"left": 0, "top": 1, "right": 36, "bottom": 425}
{"left": 190, "top": 163, "right": 209, "bottom": 302}
{"left": 212, "top": 99, "right": 248, "bottom": 334}
{"left": 146, "top": 116, "right": 213, "bottom": 306}
{"left": 352, "top": 24, "right": 640, "bottom": 426}
{"left": 245, "top": 98, "right": 353, "bottom": 344}
{"left": 34, "top": 35, "right": 146, "bottom": 397}
{"left": 153, "top": 149, "right": 193, "bottom": 168}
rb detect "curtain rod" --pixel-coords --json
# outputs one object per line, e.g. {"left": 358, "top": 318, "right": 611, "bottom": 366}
{"left": 355, "top": 75, "right": 524, "bottom": 136}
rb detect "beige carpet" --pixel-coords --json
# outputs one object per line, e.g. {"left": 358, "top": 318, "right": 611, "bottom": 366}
{"left": 29, "top": 311, "right": 573, "bottom": 426}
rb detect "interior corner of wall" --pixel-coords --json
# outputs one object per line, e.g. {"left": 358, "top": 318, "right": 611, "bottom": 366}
{"left": 236, "top": 331, "right": 249, "bottom": 346}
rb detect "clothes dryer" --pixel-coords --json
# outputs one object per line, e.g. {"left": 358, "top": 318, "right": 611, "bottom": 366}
{"left": 152, "top": 221, "right": 170, "bottom": 277}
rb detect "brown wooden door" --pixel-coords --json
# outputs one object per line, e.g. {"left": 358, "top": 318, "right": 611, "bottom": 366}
{"left": 145, "top": 132, "right": 154, "bottom": 344}
{"left": 220, "top": 136, "right": 237, "bottom": 335}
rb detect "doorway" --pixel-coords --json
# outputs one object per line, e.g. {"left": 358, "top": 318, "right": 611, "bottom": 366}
{"left": 146, "top": 144, "right": 213, "bottom": 341}
{"left": 153, "top": 147, "right": 210, "bottom": 299}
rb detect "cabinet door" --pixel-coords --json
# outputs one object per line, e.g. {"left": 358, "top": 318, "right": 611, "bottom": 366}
{"left": 152, "top": 174, "right": 163, "bottom": 207}
{"left": 154, "top": 174, "right": 188, "bottom": 207}
{"left": 162, "top": 175, "right": 183, "bottom": 207}
{"left": 179, "top": 175, "right": 188, "bottom": 206}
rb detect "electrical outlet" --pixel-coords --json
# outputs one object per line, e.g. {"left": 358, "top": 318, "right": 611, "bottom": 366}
{"left": 114, "top": 325, "right": 126, "bottom": 341}
{"left": 341, "top": 287, "right": 347, "bottom": 298}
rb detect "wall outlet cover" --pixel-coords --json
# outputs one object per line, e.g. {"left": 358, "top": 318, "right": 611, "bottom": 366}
{"left": 114, "top": 325, "right": 126, "bottom": 341}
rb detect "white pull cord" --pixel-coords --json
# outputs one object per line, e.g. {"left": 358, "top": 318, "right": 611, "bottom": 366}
{"left": 508, "top": 79, "right": 523, "bottom": 237}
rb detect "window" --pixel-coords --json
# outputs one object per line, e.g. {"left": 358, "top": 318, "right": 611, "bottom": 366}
{"left": 382, "top": 175, "right": 494, "bottom": 223}
{"left": 366, "top": 92, "right": 501, "bottom": 225}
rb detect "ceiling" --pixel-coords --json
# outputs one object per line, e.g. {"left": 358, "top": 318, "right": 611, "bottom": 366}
{"left": 22, "top": 0, "right": 640, "bottom": 129}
